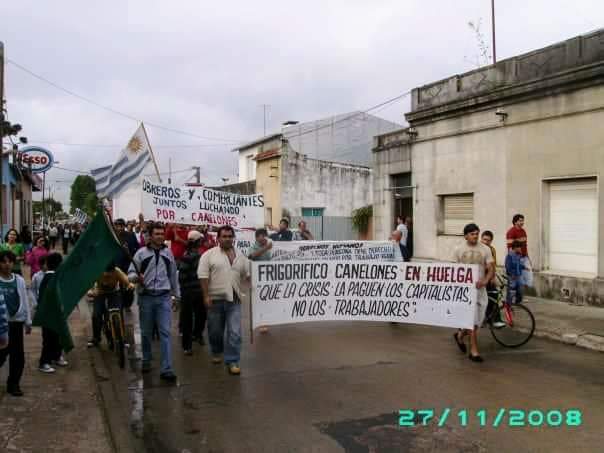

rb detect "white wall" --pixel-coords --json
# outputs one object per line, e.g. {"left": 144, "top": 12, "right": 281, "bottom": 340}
{"left": 281, "top": 149, "right": 372, "bottom": 218}
{"left": 237, "top": 148, "right": 258, "bottom": 183}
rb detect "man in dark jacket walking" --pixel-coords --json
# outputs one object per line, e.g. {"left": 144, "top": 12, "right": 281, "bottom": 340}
{"left": 178, "top": 231, "right": 206, "bottom": 355}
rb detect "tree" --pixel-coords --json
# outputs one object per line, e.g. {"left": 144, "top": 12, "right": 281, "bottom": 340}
{"left": 33, "top": 198, "right": 63, "bottom": 222}
{"left": 70, "top": 175, "right": 98, "bottom": 216}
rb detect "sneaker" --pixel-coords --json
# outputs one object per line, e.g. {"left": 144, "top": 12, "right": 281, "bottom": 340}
{"left": 227, "top": 363, "right": 241, "bottom": 375}
{"left": 7, "top": 386, "right": 24, "bottom": 397}
{"left": 492, "top": 321, "right": 506, "bottom": 329}
{"left": 87, "top": 339, "right": 99, "bottom": 348}
{"left": 39, "top": 364, "right": 56, "bottom": 374}
{"left": 184, "top": 349, "right": 193, "bottom": 356}
{"left": 160, "top": 372, "right": 177, "bottom": 382}
{"left": 211, "top": 356, "right": 222, "bottom": 364}
{"left": 141, "top": 362, "right": 152, "bottom": 373}
{"left": 53, "top": 357, "right": 69, "bottom": 367}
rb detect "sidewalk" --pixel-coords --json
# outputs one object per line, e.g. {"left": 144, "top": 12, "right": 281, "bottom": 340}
{"left": 0, "top": 306, "right": 114, "bottom": 453}
{"left": 523, "top": 296, "right": 604, "bottom": 352}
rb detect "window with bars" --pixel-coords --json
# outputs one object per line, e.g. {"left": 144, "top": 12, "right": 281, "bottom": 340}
{"left": 441, "top": 194, "right": 474, "bottom": 235}
{"left": 301, "top": 207, "right": 324, "bottom": 217}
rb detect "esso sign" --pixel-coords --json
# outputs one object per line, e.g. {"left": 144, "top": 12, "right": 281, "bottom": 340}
{"left": 18, "top": 146, "right": 54, "bottom": 173}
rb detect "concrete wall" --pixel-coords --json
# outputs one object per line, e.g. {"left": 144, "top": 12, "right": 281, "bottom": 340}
{"left": 407, "top": 84, "right": 604, "bottom": 270}
{"left": 255, "top": 154, "right": 282, "bottom": 227}
{"left": 237, "top": 148, "right": 258, "bottom": 183}
{"left": 411, "top": 29, "right": 604, "bottom": 113}
{"left": 372, "top": 129, "right": 412, "bottom": 241}
{"left": 281, "top": 147, "right": 372, "bottom": 219}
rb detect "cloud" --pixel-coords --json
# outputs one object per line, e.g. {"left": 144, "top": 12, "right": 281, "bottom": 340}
{"left": 2, "top": 0, "right": 603, "bottom": 209}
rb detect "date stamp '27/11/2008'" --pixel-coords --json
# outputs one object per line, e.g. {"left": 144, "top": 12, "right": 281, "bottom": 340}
{"left": 398, "top": 409, "right": 583, "bottom": 428}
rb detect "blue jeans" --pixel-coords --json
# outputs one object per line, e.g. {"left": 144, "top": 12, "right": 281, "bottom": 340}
{"left": 139, "top": 293, "right": 173, "bottom": 374}
{"left": 207, "top": 300, "right": 242, "bottom": 364}
{"left": 506, "top": 278, "right": 524, "bottom": 305}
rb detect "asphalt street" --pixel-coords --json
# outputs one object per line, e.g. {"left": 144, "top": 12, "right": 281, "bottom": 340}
{"left": 90, "top": 303, "right": 604, "bottom": 453}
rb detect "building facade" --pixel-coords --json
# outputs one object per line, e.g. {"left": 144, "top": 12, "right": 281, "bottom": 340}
{"left": 231, "top": 133, "right": 372, "bottom": 238}
{"left": 1, "top": 151, "right": 41, "bottom": 236}
{"left": 373, "top": 29, "right": 604, "bottom": 305}
{"left": 235, "top": 112, "right": 400, "bottom": 183}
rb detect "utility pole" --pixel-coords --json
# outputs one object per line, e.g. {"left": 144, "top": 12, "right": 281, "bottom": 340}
{"left": 168, "top": 157, "right": 172, "bottom": 184}
{"left": 0, "top": 42, "right": 4, "bottom": 234}
{"left": 262, "top": 104, "right": 270, "bottom": 136}
{"left": 491, "top": 0, "right": 497, "bottom": 63}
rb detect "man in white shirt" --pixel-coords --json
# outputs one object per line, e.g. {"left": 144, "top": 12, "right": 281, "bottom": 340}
{"left": 48, "top": 224, "right": 59, "bottom": 250}
{"left": 198, "top": 226, "right": 250, "bottom": 375}
{"left": 396, "top": 216, "right": 411, "bottom": 261}
{"left": 396, "top": 216, "right": 408, "bottom": 246}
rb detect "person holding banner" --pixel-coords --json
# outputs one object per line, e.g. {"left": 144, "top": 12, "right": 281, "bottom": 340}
{"left": 248, "top": 228, "right": 273, "bottom": 334}
{"left": 294, "top": 221, "right": 314, "bottom": 241}
{"left": 198, "top": 226, "right": 250, "bottom": 376}
{"left": 453, "top": 223, "right": 494, "bottom": 363}
{"left": 178, "top": 230, "right": 207, "bottom": 354}
{"left": 269, "top": 219, "right": 293, "bottom": 242}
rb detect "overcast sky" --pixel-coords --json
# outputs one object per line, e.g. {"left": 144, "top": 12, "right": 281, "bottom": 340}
{"left": 3, "top": 0, "right": 603, "bottom": 208}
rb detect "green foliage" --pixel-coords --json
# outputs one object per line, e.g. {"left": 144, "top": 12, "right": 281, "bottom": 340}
{"left": 351, "top": 205, "right": 373, "bottom": 233}
{"left": 33, "top": 198, "right": 63, "bottom": 220}
{"left": 70, "top": 175, "right": 97, "bottom": 216}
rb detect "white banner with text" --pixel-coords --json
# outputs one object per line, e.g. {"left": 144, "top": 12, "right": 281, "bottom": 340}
{"left": 269, "top": 240, "right": 401, "bottom": 261}
{"left": 251, "top": 261, "right": 477, "bottom": 330}
{"left": 141, "top": 179, "right": 264, "bottom": 229}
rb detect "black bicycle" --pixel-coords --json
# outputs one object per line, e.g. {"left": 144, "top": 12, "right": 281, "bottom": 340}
{"left": 485, "top": 274, "right": 535, "bottom": 348}
{"left": 103, "top": 294, "right": 126, "bottom": 369}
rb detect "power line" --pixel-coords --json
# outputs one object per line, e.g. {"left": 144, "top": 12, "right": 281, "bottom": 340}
{"left": 7, "top": 57, "right": 410, "bottom": 149}
{"left": 6, "top": 58, "right": 244, "bottom": 144}
{"left": 53, "top": 166, "right": 90, "bottom": 174}
{"left": 52, "top": 165, "right": 195, "bottom": 177}
{"left": 13, "top": 140, "right": 235, "bottom": 149}
{"left": 238, "top": 91, "right": 411, "bottom": 147}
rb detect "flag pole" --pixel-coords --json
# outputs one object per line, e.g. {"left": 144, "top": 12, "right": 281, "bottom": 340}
{"left": 100, "top": 204, "right": 143, "bottom": 278}
{"left": 141, "top": 122, "right": 163, "bottom": 183}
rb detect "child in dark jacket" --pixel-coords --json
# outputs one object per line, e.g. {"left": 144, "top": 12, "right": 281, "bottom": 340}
{"left": 505, "top": 241, "right": 525, "bottom": 305}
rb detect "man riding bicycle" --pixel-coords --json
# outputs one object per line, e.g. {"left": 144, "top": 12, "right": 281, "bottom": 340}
{"left": 87, "top": 262, "right": 134, "bottom": 349}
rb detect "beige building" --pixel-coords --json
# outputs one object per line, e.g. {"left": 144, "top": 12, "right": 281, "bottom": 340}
{"left": 373, "top": 29, "right": 604, "bottom": 305}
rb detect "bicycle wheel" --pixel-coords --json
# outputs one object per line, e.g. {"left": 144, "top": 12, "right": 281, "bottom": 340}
{"left": 111, "top": 315, "right": 126, "bottom": 369}
{"left": 489, "top": 303, "right": 535, "bottom": 348}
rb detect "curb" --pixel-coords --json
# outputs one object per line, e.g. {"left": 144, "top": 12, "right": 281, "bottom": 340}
{"left": 532, "top": 327, "right": 604, "bottom": 352}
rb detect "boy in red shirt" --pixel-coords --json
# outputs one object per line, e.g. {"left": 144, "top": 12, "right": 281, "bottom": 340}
{"left": 506, "top": 214, "right": 532, "bottom": 287}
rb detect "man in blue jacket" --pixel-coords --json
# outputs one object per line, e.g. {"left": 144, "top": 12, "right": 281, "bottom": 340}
{"left": 129, "top": 222, "right": 180, "bottom": 382}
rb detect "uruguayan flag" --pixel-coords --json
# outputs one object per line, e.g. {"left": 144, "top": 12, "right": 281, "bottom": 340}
{"left": 92, "top": 124, "right": 153, "bottom": 199}
{"left": 73, "top": 208, "right": 88, "bottom": 224}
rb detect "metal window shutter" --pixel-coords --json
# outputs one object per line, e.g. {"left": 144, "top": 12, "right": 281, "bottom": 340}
{"left": 444, "top": 194, "right": 474, "bottom": 235}
{"left": 549, "top": 179, "right": 597, "bottom": 274}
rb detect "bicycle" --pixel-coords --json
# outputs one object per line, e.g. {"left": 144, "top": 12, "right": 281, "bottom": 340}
{"left": 485, "top": 273, "right": 535, "bottom": 348}
{"left": 103, "top": 293, "right": 127, "bottom": 369}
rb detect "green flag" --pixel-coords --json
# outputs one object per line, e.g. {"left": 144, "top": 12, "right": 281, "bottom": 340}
{"left": 33, "top": 206, "right": 124, "bottom": 352}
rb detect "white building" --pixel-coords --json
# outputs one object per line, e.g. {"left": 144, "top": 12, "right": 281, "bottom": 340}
{"left": 235, "top": 111, "right": 400, "bottom": 183}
